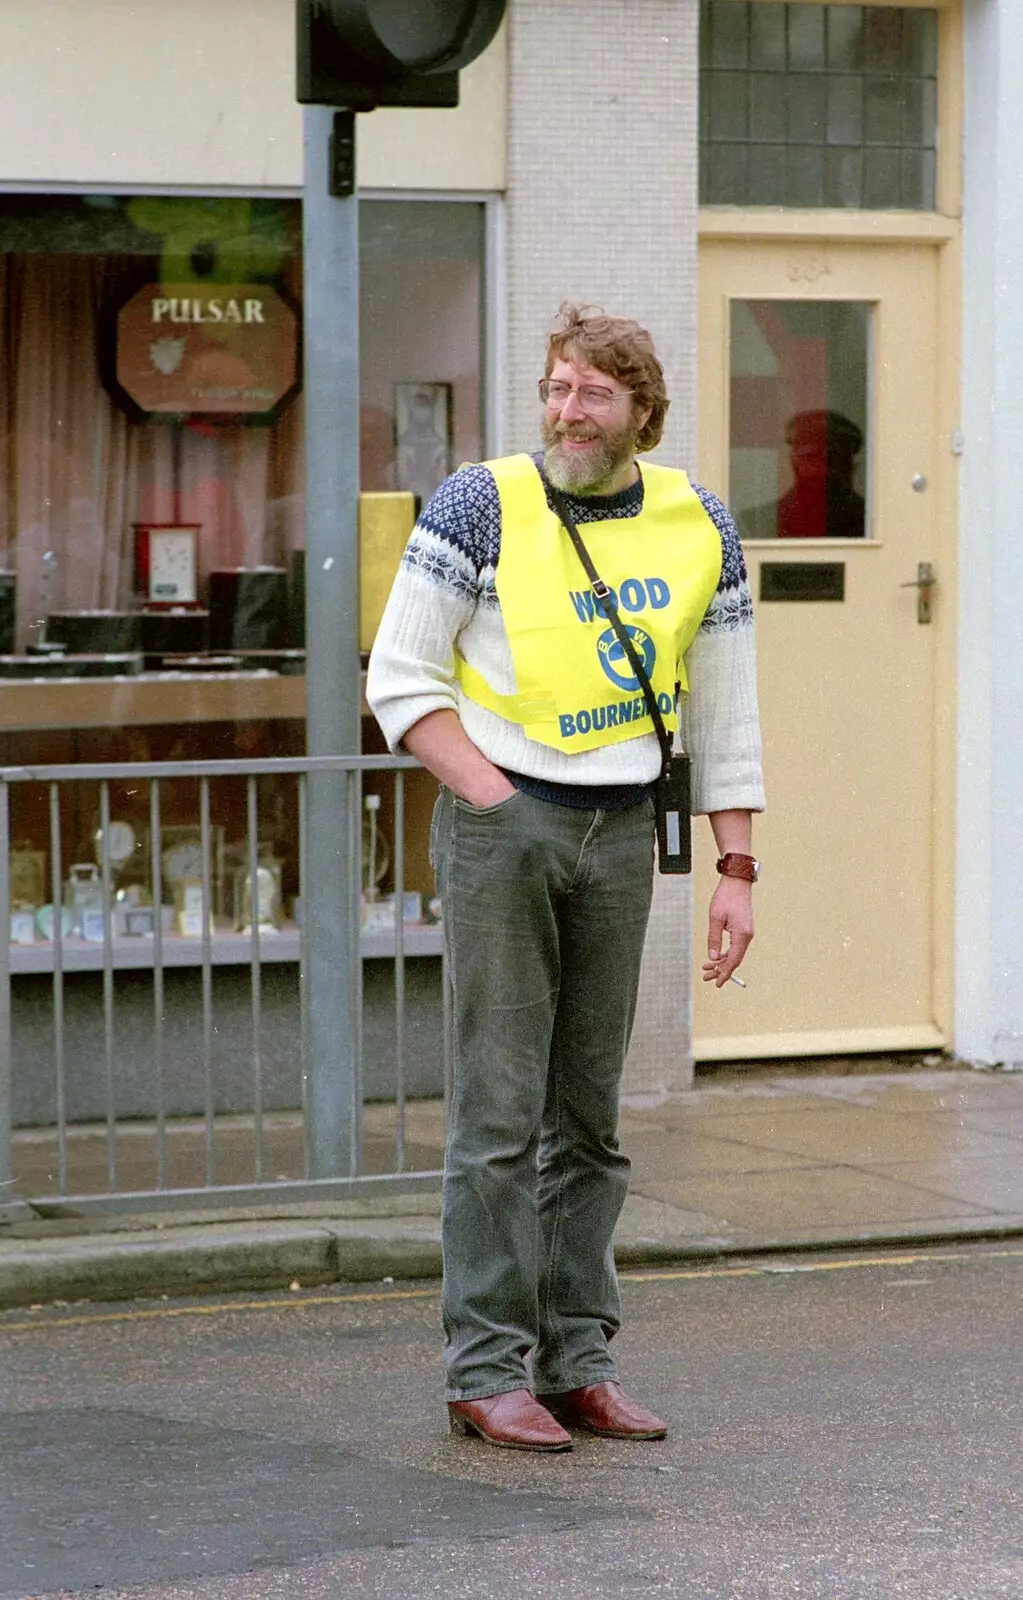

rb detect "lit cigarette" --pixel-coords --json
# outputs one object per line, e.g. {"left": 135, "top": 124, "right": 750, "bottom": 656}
{"left": 729, "top": 975, "right": 747, "bottom": 988}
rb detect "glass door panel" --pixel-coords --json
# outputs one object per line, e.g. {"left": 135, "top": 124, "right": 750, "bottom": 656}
{"left": 730, "top": 299, "right": 871, "bottom": 540}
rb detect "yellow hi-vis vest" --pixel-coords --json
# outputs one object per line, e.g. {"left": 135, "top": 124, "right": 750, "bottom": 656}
{"left": 455, "top": 453, "right": 724, "bottom": 755}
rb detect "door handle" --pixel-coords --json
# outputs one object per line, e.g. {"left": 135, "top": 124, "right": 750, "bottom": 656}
{"left": 899, "top": 561, "right": 936, "bottom": 624}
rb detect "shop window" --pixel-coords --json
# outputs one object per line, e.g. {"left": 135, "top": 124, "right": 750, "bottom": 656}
{"left": 0, "top": 194, "right": 485, "bottom": 670}
{"left": 700, "top": 3, "right": 938, "bottom": 208}
{"left": 360, "top": 201, "right": 485, "bottom": 503}
{"left": 0, "top": 193, "right": 483, "bottom": 955}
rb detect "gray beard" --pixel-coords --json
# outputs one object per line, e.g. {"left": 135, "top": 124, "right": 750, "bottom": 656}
{"left": 542, "top": 426, "right": 635, "bottom": 496}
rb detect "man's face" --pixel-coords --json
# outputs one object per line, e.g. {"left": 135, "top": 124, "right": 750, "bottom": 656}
{"left": 541, "top": 355, "right": 647, "bottom": 495}
{"left": 787, "top": 421, "right": 830, "bottom": 486}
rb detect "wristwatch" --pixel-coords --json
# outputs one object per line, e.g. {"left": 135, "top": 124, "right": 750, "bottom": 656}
{"left": 716, "top": 852, "right": 760, "bottom": 882}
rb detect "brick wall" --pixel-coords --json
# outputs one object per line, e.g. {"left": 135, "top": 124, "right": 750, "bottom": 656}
{"left": 506, "top": 0, "right": 700, "bottom": 1093}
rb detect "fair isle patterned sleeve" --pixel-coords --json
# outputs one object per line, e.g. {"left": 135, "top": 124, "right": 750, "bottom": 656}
{"left": 366, "top": 466, "right": 501, "bottom": 753}
{"left": 678, "top": 484, "right": 766, "bottom": 815}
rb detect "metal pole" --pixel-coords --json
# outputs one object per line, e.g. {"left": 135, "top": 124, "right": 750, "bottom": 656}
{"left": 303, "top": 105, "right": 362, "bottom": 1177}
{"left": 0, "top": 780, "right": 30, "bottom": 1222}
{"left": 0, "top": 781, "right": 13, "bottom": 1213}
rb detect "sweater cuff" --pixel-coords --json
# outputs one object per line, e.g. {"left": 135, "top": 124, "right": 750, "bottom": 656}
{"left": 369, "top": 689, "right": 459, "bottom": 755}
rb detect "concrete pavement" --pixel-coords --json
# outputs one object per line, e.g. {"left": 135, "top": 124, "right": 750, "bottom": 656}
{"left": 2, "top": 1065, "right": 1022, "bottom": 1309}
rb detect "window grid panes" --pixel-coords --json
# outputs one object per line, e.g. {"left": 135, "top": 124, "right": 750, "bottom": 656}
{"left": 700, "top": 3, "right": 938, "bottom": 209}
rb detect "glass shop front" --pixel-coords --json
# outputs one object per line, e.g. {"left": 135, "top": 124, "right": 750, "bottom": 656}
{"left": 0, "top": 192, "right": 485, "bottom": 946}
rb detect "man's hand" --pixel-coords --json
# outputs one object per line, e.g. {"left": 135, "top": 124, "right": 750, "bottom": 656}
{"left": 702, "top": 876, "right": 754, "bottom": 987}
{"left": 461, "top": 769, "right": 518, "bottom": 808}
{"left": 402, "top": 709, "right": 516, "bottom": 808}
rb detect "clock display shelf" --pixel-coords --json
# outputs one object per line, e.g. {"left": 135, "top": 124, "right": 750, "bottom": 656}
{"left": 7, "top": 919, "right": 444, "bottom": 974}
{"left": 0, "top": 670, "right": 373, "bottom": 731}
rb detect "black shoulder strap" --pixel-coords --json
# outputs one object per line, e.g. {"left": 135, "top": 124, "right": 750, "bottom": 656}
{"left": 539, "top": 467, "right": 675, "bottom": 774}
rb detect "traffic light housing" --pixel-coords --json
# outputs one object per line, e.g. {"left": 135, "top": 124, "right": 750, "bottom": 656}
{"left": 297, "top": 0, "right": 507, "bottom": 111}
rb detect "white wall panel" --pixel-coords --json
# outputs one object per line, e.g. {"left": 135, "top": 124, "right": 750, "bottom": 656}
{"left": 957, "top": 0, "right": 1023, "bottom": 1067}
{"left": 0, "top": 0, "right": 505, "bottom": 192}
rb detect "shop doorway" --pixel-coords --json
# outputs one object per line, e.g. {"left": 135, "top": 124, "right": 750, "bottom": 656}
{"left": 695, "top": 235, "right": 952, "bottom": 1059}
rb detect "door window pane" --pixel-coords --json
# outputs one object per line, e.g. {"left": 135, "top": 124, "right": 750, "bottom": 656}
{"left": 750, "top": 73, "right": 788, "bottom": 143}
{"left": 864, "top": 76, "right": 903, "bottom": 145}
{"left": 729, "top": 300, "right": 870, "bottom": 541}
{"left": 785, "top": 147, "right": 826, "bottom": 208}
{"left": 749, "top": 146, "right": 788, "bottom": 201}
{"left": 788, "top": 6, "right": 826, "bottom": 70}
{"left": 863, "top": 147, "right": 902, "bottom": 209}
{"left": 827, "top": 76, "right": 863, "bottom": 146}
{"left": 709, "top": 145, "right": 750, "bottom": 205}
{"left": 900, "top": 148, "right": 935, "bottom": 212}
{"left": 864, "top": 8, "right": 903, "bottom": 73}
{"left": 750, "top": 7, "right": 787, "bottom": 68}
{"left": 902, "top": 9, "right": 938, "bottom": 74}
{"left": 826, "top": 147, "right": 864, "bottom": 209}
{"left": 827, "top": 7, "right": 864, "bottom": 70}
{"left": 700, "top": 2, "right": 938, "bottom": 208}
{"left": 901, "top": 79, "right": 936, "bottom": 147}
{"left": 709, "top": 0, "right": 751, "bottom": 66}
{"left": 788, "top": 75, "right": 827, "bottom": 144}
{"left": 710, "top": 70, "right": 750, "bottom": 140}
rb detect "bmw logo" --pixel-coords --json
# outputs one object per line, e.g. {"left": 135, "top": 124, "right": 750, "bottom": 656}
{"left": 596, "top": 625, "right": 656, "bottom": 692}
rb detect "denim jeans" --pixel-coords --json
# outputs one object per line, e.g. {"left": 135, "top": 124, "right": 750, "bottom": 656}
{"left": 431, "top": 785, "right": 656, "bottom": 1402}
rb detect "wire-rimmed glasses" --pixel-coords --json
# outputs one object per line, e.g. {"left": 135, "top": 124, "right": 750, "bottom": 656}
{"left": 538, "top": 378, "right": 634, "bottom": 416}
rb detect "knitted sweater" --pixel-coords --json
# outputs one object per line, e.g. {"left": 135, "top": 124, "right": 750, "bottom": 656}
{"left": 366, "top": 458, "right": 765, "bottom": 816}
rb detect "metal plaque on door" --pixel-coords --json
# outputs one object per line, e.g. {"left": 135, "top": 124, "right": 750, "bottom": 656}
{"left": 759, "top": 563, "right": 845, "bottom": 602}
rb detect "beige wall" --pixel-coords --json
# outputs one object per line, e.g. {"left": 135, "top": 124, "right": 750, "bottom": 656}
{"left": 0, "top": 0, "right": 506, "bottom": 192}
{"left": 506, "top": 0, "right": 700, "bottom": 1094}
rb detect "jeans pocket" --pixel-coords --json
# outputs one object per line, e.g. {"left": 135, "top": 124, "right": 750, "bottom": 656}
{"left": 429, "top": 786, "right": 448, "bottom": 872}
{"left": 452, "top": 790, "right": 523, "bottom": 818}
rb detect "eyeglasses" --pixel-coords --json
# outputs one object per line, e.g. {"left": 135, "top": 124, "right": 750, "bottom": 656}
{"left": 538, "top": 378, "right": 634, "bottom": 416}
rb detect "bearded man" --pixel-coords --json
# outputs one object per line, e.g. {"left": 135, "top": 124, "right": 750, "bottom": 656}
{"left": 367, "top": 304, "right": 764, "bottom": 1452}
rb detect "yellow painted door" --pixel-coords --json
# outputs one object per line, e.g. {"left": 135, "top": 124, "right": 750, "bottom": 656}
{"left": 695, "top": 237, "right": 947, "bottom": 1059}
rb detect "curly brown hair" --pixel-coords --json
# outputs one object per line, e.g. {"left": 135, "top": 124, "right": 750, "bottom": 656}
{"left": 544, "top": 303, "right": 670, "bottom": 453}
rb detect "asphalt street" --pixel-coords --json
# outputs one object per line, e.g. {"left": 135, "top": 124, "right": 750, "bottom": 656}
{"left": 1, "top": 1241, "right": 1020, "bottom": 1600}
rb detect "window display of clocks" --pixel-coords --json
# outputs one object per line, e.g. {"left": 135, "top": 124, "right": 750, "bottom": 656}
{"left": 162, "top": 836, "right": 205, "bottom": 886}
{"left": 234, "top": 859, "right": 282, "bottom": 934}
{"left": 94, "top": 820, "right": 136, "bottom": 879}
{"left": 133, "top": 522, "right": 200, "bottom": 607}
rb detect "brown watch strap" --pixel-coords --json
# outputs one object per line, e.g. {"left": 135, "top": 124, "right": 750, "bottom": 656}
{"left": 716, "top": 852, "right": 758, "bottom": 882}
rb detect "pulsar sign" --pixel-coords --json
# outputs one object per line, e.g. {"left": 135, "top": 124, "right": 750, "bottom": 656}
{"left": 115, "top": 283, "right": 300, "bottom": 420}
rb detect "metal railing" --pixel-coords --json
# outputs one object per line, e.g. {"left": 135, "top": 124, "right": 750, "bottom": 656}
{"left": 0, "top": 755, "right": 449, "bottom": 1219}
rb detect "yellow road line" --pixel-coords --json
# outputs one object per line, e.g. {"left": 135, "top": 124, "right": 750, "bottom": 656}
{"left": 1, "top": 1245, "right": 1019, "bottom": 1336}
{"left": 624, "top": 1247, "right": 1023, "bottom": 1283}
{"left": 0, "top": 1285, "right": 439, "bottom": 1335}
